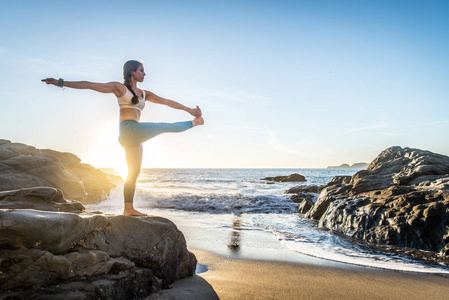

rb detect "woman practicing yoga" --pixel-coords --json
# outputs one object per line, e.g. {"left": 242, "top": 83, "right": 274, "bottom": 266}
{"left": 42, "top": 60, "right": 204, "bottom": 216}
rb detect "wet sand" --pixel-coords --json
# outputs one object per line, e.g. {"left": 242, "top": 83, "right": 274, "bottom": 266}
{"left": 146, "top": 210, "right": 449, "bottom": 299}
{"left": 149, "top": 249, "right": 449, "bottom": 300}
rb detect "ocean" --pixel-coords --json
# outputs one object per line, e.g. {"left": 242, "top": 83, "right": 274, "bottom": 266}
{"left": 90, "top": 168, "right": 449, "bottom": 274}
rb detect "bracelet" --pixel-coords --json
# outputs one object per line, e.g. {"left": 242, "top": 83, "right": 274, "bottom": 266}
{"left": 58, "top": 78, "right": 64, "bottom": 88}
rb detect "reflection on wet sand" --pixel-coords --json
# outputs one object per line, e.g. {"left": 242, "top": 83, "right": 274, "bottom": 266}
{"left": 228, "top": 216, "right": 242, "bottom": 252}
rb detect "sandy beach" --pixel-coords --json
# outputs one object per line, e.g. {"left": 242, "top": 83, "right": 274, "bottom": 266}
{"left": 142, "top": 210, "right": 449, "bottom": 300}
{"left": 80, "top": 165, "right": 449, "bottom": 300}
{"left": 149, "top": 249, "right": 449, "bottom": 300}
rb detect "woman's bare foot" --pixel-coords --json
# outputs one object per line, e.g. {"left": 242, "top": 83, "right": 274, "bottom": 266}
{"left": 123, "top": 204, "right": 147, "bottom": 216}
{"left": 192, "top": 115, "right": 204, "bottom": 127}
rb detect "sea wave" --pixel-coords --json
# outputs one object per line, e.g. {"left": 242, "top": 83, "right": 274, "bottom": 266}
{"left": 137, "top": 192, "right": 297, "bottom": 214}
{"left": 99, "top": 186, "right": 298, "bottom": 214}
{"left": 249, "top": 214, "right": 449, "bottom": 274}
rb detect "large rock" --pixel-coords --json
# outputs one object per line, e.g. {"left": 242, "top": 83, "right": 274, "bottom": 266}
{"left": 0, "top": 187, "right": 197, "bottom": 299}
{"left": 284, "top": 185, "right": 322, "bottom": 194}
{"left": 0, "top": 139, "right": 122, "bottom": 204}
{"left": 304, "top": 176, "right": 352, "bottom": 219}
{"left": 261, "top": 173, "right": 306, "bottom": 182}
{"left": 304, "top": 146, "right": 449, "bottom": 257}
{"left": 283, "top": 185, "right": 322, "bottom": 213}
{"left": 0, "top": 187, "right": 84, "bottom": 211}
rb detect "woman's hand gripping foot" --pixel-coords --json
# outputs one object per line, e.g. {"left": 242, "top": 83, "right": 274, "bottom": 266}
{"left": 193, "top": 115, "right": 204, "bottom": 126}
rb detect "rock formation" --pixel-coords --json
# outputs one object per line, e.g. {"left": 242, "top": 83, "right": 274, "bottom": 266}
{"left": 0, "top": 139, "right": 122, "bottom": 204}
{"left": 261, "top": 173, "right": 306, "bottom": 182}
{"left": 0, "top": 140, "right": 197, "bottom": 298}
{"left": 283, "top": 185, "right": 322, "bottom": 214}
{"left": 0, "top": 187, "right": 197, "bottom": 299}
{"left": 302, "top": 146, "right": 449, "bottom": 257}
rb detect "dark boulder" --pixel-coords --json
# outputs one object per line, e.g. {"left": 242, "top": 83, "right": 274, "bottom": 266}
{"left": 0, "top": 187, "right": 197, "bottom": 298}
{"left": 284, "top": 184, "right": 322, "bottom": 194}
{"left": 298, "top": 199, "right": 314, "bottom": 214}
{"left": 284, "top": 185, "right": 322, "bottom": 214}
{"left": 261, "top": 173, "right": 306, "bottom": 182}
{"left": 0, "top": 187, "right": 84, "bottom": 212}
{"left": 304, "top": 146, "right": 449, "bottom": 257}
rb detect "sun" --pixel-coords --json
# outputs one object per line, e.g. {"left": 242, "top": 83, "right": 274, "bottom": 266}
{"left": 83, "top": 121, "right": 129, "bottom": 179}
{"left": 114, "top": 161, "right": 129, "bottom": 180}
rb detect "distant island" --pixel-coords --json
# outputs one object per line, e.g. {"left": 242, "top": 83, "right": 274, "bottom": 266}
{"left": 327, "top": 162, "right": 369, "bottom": 169}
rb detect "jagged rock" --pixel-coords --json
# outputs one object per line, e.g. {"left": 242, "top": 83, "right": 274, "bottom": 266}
{"left": 284, "top": 185, "right": 322, "bottom": 194}
{"left": 305, "top": 146, "right": 449, "bottom": 257}
{"left": 0, "top": 187, "right": 84, "bottom": 212}
{"left": 283, "top": 185, "right": 322, "bottom": 214}
{"left": 290, "top": 192, "right": 315, "bottom": 203}
{"left": 63, "top": 250, "right": 128, "bottom": 277}
{"left": 324, "top": 176, "right": 352, "bottom": 188}
{"left": 0, "top": 209, "right": 196, "bottom": 282}
{"left": 0, "top": 249, "right": 75, "bottom": 290}
{"left": 0, "top": 188, "right": 196, "bottom": 298}
{"left": 40, "top": 149, "right": 82, "bottom": 166}
{"left": 261, "top": 173, "right": 306, "bottom": 182}
{"left": 0, "top": 139, "right": 122, "bottom": 204}
{"left": 305, "top": 190, "right": 336, "bottom": 220}
{"left": 76, "top": 215, "right": 197, "bottom": 283}
{"left": 298, "top": 199, "right": 313, "bottom": 214}
{"left": 304, "top": 177, "right": 352, "bottom": 219}
{"left": 0, "top": 250, "right": 162, "bottom": 299}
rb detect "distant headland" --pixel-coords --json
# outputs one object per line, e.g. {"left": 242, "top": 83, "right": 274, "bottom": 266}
{"left": 327, "top": 162, "right": 369, "bottom": 169}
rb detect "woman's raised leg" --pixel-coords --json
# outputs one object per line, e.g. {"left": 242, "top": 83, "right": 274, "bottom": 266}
{"left": 136, "top": 121, "right": 195, "bottom": 143}
{"left": 123, "top": 144, "right": 147, "bottom": 216}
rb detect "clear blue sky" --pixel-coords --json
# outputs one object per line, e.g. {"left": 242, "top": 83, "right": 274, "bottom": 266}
{"left": 1, "top": 0, "right": 448, "bottom": 169}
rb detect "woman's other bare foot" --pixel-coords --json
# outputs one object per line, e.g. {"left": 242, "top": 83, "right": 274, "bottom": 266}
{"left": 193, "top": 115, "right": 204, "bottom": 127}
{"left": 123, "top": 204, "right": 148, "bottom": 216}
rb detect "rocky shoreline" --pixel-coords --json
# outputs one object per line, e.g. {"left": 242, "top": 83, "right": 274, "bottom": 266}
{"left": 3, "top": 139, "right": 449, "bottom": 297}
{"left": 285, "top": 146, "right": 449, "bottom": 264}
{"left": 0, "top": 188, "right": 197, "bottom": 299}
{"left": 0, "top": 140, "right": 197, "bottom": 299}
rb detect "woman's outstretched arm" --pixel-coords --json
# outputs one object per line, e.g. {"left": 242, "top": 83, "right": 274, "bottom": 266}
{"left": 41, "top": 78, "right": 124, "bottom": 96}
{"left": 145, "top": 90, "right": 202, "bottom": 117}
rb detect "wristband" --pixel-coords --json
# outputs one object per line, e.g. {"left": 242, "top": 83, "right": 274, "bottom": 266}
{"left": 58, "top": 78, "right": 64, "bottom": 87}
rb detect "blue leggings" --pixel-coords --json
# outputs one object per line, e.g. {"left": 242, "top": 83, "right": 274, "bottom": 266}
{"left": 118, "top": 120, "right": 193, "bottom": 148}
{"left": 119, "top": 120, "right": 193, "bottom": 204}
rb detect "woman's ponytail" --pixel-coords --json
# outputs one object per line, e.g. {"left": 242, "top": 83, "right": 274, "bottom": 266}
{"left": 123, "top": 60, "right": 142, "bottom": 105}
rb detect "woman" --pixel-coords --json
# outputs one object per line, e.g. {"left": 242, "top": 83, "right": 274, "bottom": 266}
{"left": 42, "top": 60, "right": 204, "bottom": 216}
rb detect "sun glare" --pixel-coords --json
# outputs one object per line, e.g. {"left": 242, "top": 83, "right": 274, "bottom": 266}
{"left": 114, "top": 161, "right": 129, "bottom": 180}
{"left": 84, "top": 122, "right": 127, "bottom": 173}
{"left": 83, "top": 121, "right": 196, "bottom": 171}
